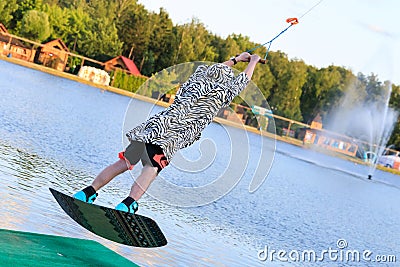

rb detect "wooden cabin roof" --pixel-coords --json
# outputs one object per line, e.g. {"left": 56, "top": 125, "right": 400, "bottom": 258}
{"left": 105, "top": 56, "right": 141, "bottom": 76}
{"left": 42, "top": 38, "right": 69, "bottom": 52}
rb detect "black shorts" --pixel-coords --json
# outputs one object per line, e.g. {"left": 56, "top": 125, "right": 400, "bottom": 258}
{"left": 119, "top": 141, "right": 169, "bottom": 173}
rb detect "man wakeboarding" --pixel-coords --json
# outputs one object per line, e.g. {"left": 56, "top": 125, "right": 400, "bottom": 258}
{"left": 74, "top": 53, "right": 262, "bottom": 214}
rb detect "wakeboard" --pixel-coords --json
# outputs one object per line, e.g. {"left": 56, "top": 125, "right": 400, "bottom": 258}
{"left": 49, "top": 188, "right": 167, "bottom": 248}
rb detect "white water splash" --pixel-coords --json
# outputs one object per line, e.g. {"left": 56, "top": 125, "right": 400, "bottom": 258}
{"left": 326, "top": 80, "right": 398, "bottom": 178}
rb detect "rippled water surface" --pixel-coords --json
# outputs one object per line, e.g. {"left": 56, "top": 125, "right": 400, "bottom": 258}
{"left": 0, "top": 60, "right": 399, "bottom": 266}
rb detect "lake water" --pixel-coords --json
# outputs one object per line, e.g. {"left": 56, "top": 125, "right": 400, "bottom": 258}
{"left": 0, "top": 60, "right": 399, "bottom": 266}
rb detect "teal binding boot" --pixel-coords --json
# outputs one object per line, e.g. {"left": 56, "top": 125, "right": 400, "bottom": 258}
{"left": 115, "top": 197, "right": 139, "bottom": 214}
{"left": 73, "top": 186, "right": 98, "bottom": 204}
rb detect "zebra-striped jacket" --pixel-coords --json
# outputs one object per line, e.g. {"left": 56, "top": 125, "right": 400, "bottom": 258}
{"left": 126, "top": 63, "right": 250, "bottom": 161}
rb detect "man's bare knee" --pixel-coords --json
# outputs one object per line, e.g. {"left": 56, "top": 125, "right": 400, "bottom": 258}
{"left": 141, "top": 165, "right": 158, "bottom": 177}
{"left": 116, "top": 159, "right": 130, "bottom": 172}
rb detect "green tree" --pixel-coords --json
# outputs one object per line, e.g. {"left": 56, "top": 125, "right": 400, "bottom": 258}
{"left": 232, "top": 34, "right": 260, "bottom": 53}
{"left": 80, "top": 17, "right": 123, "bottom": 59}
{"left": 299, "top": 66, "right": 318, "bottom": 122}
{"left": 42, "top": 0, "right": 61, "bottom": 5}
{"left": 55, "top": 0, "right": 87, "bottom": 9}
{"left": 365, "top": 73, "right": 385, "bottom": 104}
{"left": 388, "top": 83, "right": 400, "bottom": 149}
{"left": 10, "top": 0, "right": 43, "bottom": 29}
{"left": 300, "top": 65, "right": 351, "bottom": 123}
{"left": 234, "top": 58, "right": 275, "bottom": 107}
{"left": 253, "top": 63, "right": 275, "bottom": 101}
{"left": 85, "top": 0, "right": 117, "bottom": 21}
{"left": 145, "top": 8, "right": 176, "bottom": 74}
{"left": 267, "top": 51, "right": 307, "bottom": 121}
{"left": 64, "top": 7, "right": 92, "bottom": 53}
{"left": 16, "top": 9, "right": 51, "bottom": 42}
{"left": 211, "top": 34, "right": 234, "bottom": 63}
{"left": 41, "top": 3, "right": 70, "bottom": 40}
{"left": 175, "top": 18, "right": 218, "bottom": 63}
{"left": 0, "top": 0, "right": 18, "bottom": 26}
{"left": 117, "top": 3, "right": 154, "bottom": 73}
{"left": 389, "top": 83, "right": 400, "bottom": 109}
{"left": 114, "top": 0, "right": 137, "bottom": 20}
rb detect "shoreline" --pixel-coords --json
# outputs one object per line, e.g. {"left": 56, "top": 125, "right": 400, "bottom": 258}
{"left": 1, "top": 55, "right": 399, "bottom": 176}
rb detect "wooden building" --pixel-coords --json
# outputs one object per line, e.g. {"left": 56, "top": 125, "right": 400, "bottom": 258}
{"left": 34, "top": 39, "right": 69, "bottom": 71}
{"left": 104, "top": 56, "right": 141, "bottom": 76}
{"left": 306, "top": 129, "right": 358, "bottom": 157}
{"left": 0, "top": 23, "right": 35, "bottom": 61}
{"left": 299, "top": 115, "right": 359, "bottom": 157}
{"left": 0, "top": 23, "right": 7, "bottom": 34}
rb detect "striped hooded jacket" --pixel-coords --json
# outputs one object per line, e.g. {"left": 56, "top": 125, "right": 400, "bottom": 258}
{"left": 126, "top": 63, "right": 250, "bottom": 161}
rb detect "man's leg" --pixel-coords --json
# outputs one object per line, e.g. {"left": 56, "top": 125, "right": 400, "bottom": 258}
{"left": 74, "top": 141, "right": 145, "bottom": 203}
{"left": 115, "top": 164, "right": 158, "bottom": 214}
{"left": 116, "top": 143, "right": 168, "bottom": 214}
{"left": 73, "top": 159, "right": 129, "bottom": 203}
{"left": 91, "top": 159, "right": 129, "bottom": 191}
{"left": 129, "top": 164, "right": 158, "bottom": 201}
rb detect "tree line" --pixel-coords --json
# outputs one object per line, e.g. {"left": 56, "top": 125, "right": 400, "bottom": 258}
{"left": 1, "top": 0, "right": 399, "bottom": 149}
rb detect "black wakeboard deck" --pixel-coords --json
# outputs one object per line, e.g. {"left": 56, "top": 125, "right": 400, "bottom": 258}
{"left": 49, "top": 188, "right": 167, "bottom": 248}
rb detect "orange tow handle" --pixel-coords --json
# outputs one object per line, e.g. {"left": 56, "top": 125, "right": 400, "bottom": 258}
{"left": 286, "top": 18, "right": 299, "bottom": 25}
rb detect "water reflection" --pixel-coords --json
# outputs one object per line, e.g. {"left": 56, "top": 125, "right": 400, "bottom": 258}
{"left": 0, "top": 140, "right": 259, "bottom": 266}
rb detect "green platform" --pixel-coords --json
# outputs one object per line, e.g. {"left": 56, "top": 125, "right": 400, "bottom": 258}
{"left": 0, "top": 229, "right": 139, "bottom": 267}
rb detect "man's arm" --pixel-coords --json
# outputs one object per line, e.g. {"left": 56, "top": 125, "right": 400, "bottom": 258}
{"left": 222, "top": 52, "right": 251, "bottom": 67}
{"left": 243, "top": 54, "right": 261, "bottom": 80}
{"left": 223, "top": 52, "right": 262, "bottom": 80}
